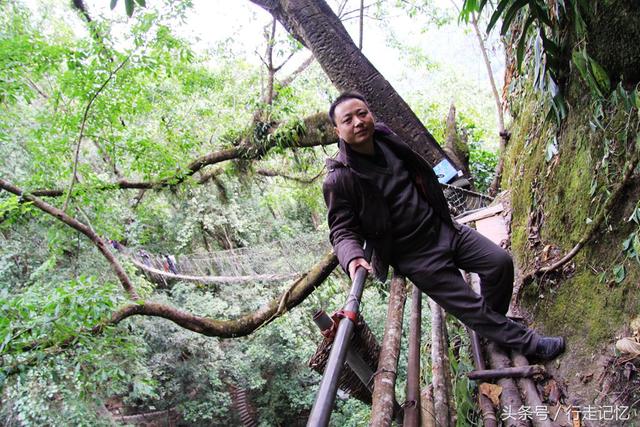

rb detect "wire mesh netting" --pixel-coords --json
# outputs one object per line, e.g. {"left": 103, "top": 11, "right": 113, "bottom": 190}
{"left": 441, "top": 183, "right": 494, "bottom": 218}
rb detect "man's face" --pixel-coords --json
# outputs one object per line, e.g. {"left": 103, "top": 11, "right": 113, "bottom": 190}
{"left": 333, "top": 98, "right": 375, "bottom": 149}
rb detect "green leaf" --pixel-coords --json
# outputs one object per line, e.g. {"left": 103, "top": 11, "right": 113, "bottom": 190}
{"left": 515, "top": 13, "right": 534, "bottom": 71}
{"left": 110, "top": 0, "right": 118, "bottom": 10}
{"left": 589, "top": 178, "right": 598, "bottom": 197}
{"left": 533, "top": 31, "right": 543, "bottom": 89}
{"left": 487, "top": 0, "right": 512, "bottom": 33}
{"left": 500, "top": 0, "right": 529, "bottom": 35}
{"left": 529, "top": 0, "right": 552, "bottom": 27}
{"left": 633, "top": 235, "right": 640, "bottom": 260}
{"left": 573, "top": 1, "right": 587, "bottom": 37}
{"left": 613, "top": 264, "right": 626, "bottom": 283}
{"left": 125, "top": 0, "right": 134, "bottom": 17}
{"left": 589, "top": 57, "right": 610, "bottom": 95}
{"left": 135, "top": 0, "right": 146, "bottom": 6}
{"left": 541, "top": 35, "right": 559, "bottom": 59}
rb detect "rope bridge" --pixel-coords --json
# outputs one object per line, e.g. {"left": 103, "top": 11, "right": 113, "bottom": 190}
{"left": 117, "top": 185, "right": 489, "bottom": 286}
{"left": 114, "top": 232, "right": 331, "bottom": 285}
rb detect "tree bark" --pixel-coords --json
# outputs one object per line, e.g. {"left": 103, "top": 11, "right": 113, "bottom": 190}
{"left": 249, "top": 0, "right": 464, "bottom": 173}
{"left": 444, "top": 103, "right": 470, "bottom": 176}
{"left": 371, "top": 274, "right": 407, "bottom": 427}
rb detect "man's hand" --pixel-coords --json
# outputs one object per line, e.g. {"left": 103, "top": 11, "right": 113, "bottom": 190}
{"left": 348, "top": 258, "right": 372, "bottom": 280}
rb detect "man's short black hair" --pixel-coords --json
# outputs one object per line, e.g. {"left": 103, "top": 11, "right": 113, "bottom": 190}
{"left": 328, "top": 91, "right": 369, "bottom": 126}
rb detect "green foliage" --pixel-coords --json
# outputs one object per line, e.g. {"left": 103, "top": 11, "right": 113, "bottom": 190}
{"left": 469, "top": 142, "right": 498, "bottom": 192}
{"left": 459, "top": 0, "right": 613, "bottom": 126}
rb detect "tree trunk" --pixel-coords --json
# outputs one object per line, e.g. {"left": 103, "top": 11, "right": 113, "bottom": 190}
{"left": 371, "top": 274, "right": 407, "bottom": 427}
{"left": 248, "top": 0, "right": 465, "bottom": 174}
{"left": 444, "top": 103, "right": 470, "bottom": 176}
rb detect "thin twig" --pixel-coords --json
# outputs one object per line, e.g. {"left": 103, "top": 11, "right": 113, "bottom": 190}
{"left": 278, "top": 55, "right": 314, "bottom": 88}
{"left": 62, "top": 55, "right": 131, "bottom": 212}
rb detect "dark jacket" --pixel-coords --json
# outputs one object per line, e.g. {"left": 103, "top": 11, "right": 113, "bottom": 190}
{"left": 323, "top": 124, "right": 456, "bottom": 281}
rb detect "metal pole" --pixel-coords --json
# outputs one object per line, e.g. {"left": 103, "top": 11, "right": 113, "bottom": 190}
{"left": 307, "top": 243, "right": 372, "bottom": 427}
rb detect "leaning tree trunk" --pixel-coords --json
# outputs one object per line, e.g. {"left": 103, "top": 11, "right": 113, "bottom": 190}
{"left": 248, "top": 0, "right": 466, "bottom": 175}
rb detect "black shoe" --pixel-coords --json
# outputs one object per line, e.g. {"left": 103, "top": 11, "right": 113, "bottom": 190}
{"left": 529, "top": 336, "right": 565, "bottom": 360}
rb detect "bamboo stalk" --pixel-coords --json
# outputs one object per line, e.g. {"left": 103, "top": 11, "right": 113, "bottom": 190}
{"left": 467, "top": 327, "right": 498, "bottom": 427}
{"left": 429, "top": 299, "right": 450, "bottom": 427}
{"left": 371, "top": 274, "right": 408, "bottom": 427}
{"left": 462, "top": 271, "right": 498, "bottom": 427}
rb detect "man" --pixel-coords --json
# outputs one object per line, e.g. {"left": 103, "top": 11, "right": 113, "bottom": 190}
{"left": 322, "top": 92, "right": 565, "bottom": 360}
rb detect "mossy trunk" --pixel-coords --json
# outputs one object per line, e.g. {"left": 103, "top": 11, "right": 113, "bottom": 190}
{"left": 502, "top": 0, "right": 640, "bottom": 415}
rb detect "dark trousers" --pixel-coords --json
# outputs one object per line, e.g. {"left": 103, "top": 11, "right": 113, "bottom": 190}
{"left": 394, "top": 223, "right": 539, "bottom": 354}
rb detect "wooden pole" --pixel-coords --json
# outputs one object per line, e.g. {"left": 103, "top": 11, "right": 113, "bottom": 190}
{"left": 419, "top": 386, "right": 436, "bottom": 427}
{"left": 404, "top": 286, "right": 422, "bottom": 426}
{"left": 371, "top": 274, "right": 408, "bottom": 427}
{"left": 440, "top": 315, "right": 457, "bottom": 427}
{"left": 467, "top": 365, "right": 546, "bottom": 380}
{"left": 428, "top": 299, "right": 450, "bottom": 427}
{"left": 511, "top": 352, "right": 555, "bottom": 427}
{"left": 486, "top": 342, "right": 530, "bottom": 427}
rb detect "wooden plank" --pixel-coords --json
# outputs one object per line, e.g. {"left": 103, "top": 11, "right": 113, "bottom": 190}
{"left": 456, "top": 204, "right": 504, "bottom": 225}
{"left": 475, "top": 215, "right": 508, "bottom": 246}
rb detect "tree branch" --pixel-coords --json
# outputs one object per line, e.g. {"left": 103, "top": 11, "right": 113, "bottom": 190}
{"left": 0, "top": 178, "right": 139, "bottom": 300}
{"left": 109, "top": 251, "right": 338, "bottom": 338}
{"left": 256, "top": 167, "right": 324, "bottom": 184}
{"left": 32, "top": 113, "right": 337, "bottom": 197}
{"left": 129, "top": 256, "right": 299, "bottom": 284}
{"left": 278, "top": 55, "right": 314, "bottom": 88}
